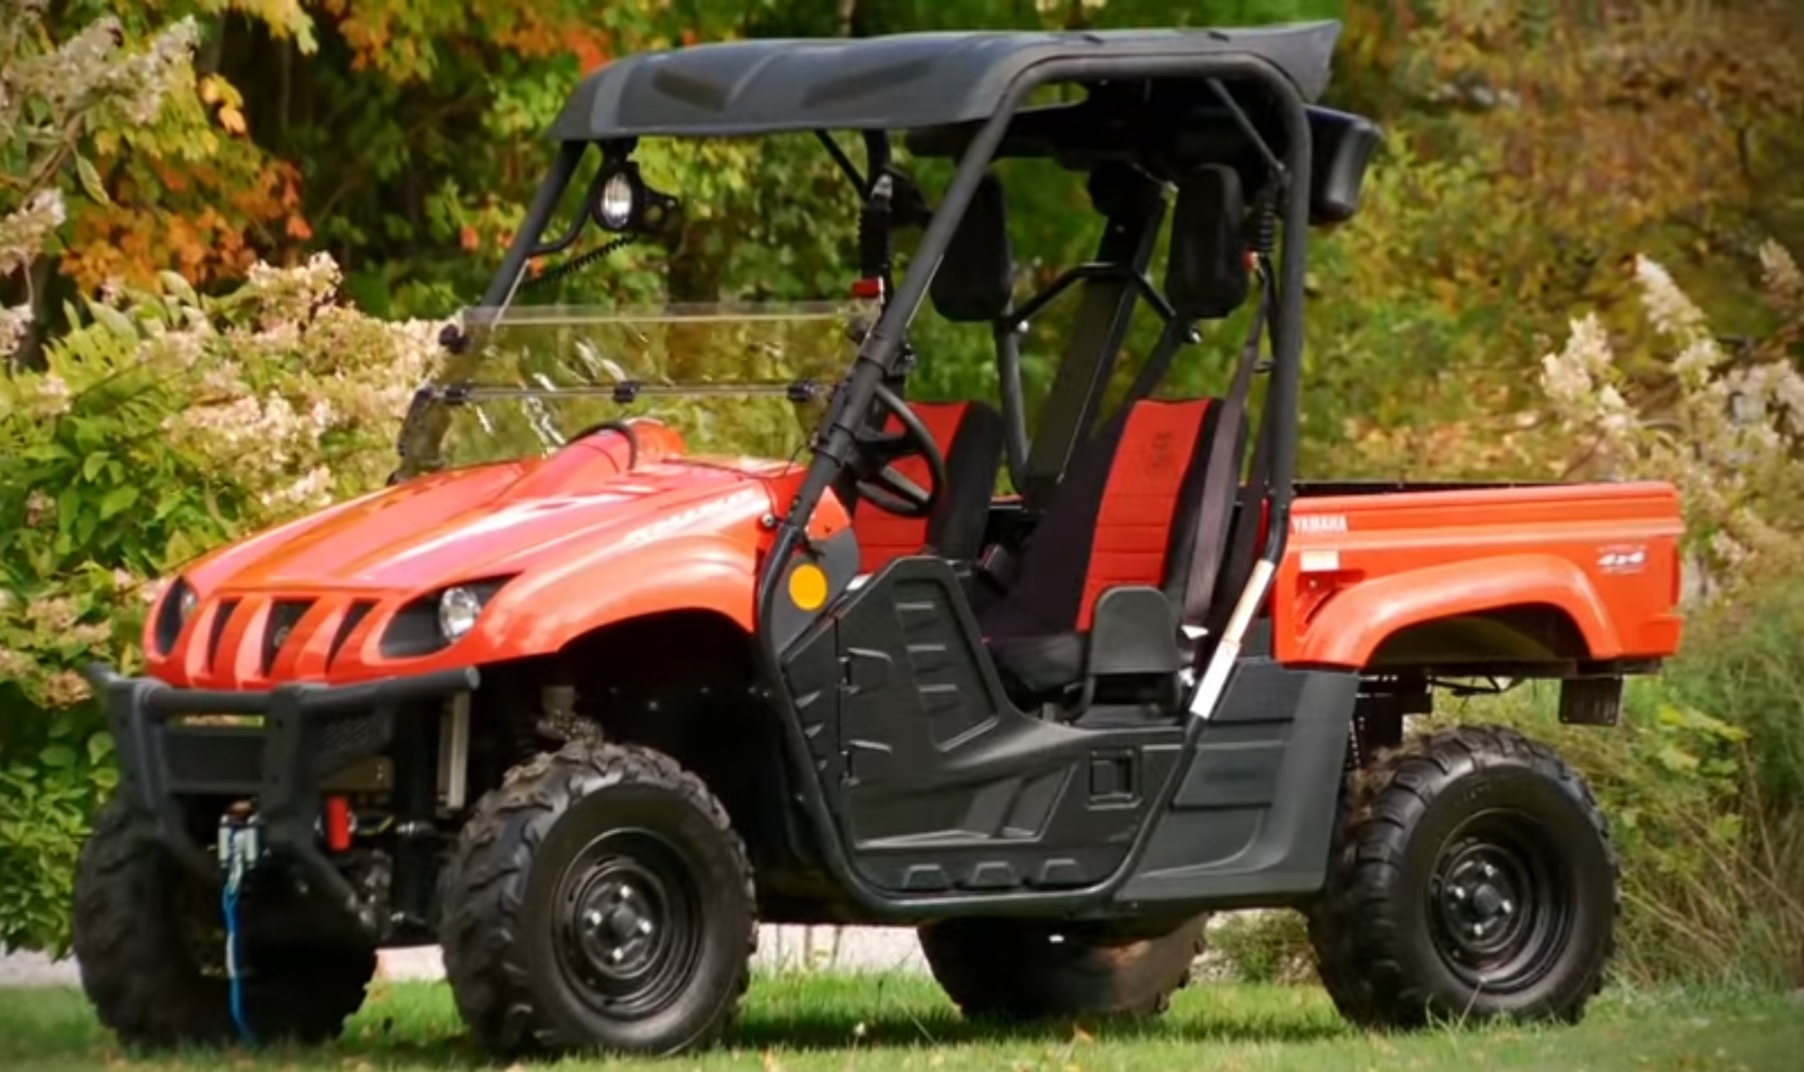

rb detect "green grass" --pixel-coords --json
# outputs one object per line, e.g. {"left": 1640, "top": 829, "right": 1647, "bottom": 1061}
{"left": 2, "top": 973, "right": 1800, "bottom": 1072}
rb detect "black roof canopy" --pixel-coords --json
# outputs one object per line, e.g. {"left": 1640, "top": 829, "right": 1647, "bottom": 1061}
{"left": 549, "top": 22, "right": 1342, "bottom": 141}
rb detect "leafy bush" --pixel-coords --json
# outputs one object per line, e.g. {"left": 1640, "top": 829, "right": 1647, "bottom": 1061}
{"left": 0, "top": 258, "right": 441, "bottom": 954}
{"left": 1203, "top": 911, "right": 1316, "bottom": 986}
{"left": 1507, "top": 238, "right": 1804, "bottom": 986}
{"left": 0, "top": 9, "right": 443, "bottom": 954}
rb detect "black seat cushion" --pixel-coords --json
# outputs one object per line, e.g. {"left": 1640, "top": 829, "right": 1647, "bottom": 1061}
{"left": 988, "top": 631, "right": 1087, "bottom": 703}
{"left": 980, "top": 398, "right": 1224, "bottom": 706}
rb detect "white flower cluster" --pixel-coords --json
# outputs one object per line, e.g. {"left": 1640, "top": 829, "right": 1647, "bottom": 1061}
{"left": 0, "top": 304, "right": 32, "bottom": 357}
{"left": 143, "top": 253, "right": 444, "bottom": 513}
{"left": 1540, "top": 242, "right": 1804, "bottom": 593}
{"left": 0, "top": 190, "right": 67, "bottom": 279}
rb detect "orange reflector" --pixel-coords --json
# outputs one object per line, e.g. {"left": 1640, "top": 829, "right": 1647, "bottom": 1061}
{"left": 788, "top": 562, "right": 829, "bottom": 611}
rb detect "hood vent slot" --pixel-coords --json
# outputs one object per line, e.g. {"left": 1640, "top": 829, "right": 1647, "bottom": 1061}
{"left": 261, "top": 600, "right": 314, "bottom": 675}
{"left": 327, "top": 601, "right": 375, "bottom": 668}
{"left": 206, "top": 599, "right": 240, "bottom": 673}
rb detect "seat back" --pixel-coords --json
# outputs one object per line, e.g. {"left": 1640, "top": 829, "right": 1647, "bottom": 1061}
{"left": 981, "top": 398, "right": 1223, "bottom": 637}
{"left": 853, "top": 401, "right": 1005, "bottom": 574}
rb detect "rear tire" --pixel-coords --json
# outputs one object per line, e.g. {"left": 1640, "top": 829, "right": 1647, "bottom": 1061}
{"left": 438, "top": 740, "right": 755, "bottom": 1057}
{"left": 1307, "top": 725, "right": 1618, "bottom": 1029}
{"left": 72, "top": 795, "right": 374, "bottom": 1049}
{"left": 918, "top": 915, "right": 1207, "bottom": 1022}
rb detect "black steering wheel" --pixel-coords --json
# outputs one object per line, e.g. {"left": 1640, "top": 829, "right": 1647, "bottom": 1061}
{"left": 852, "top": 382, "right": 946, "bottom": 519}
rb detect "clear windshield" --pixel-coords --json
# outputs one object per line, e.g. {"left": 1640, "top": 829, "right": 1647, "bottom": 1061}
{"left": 398, "top": 301, "right": 874, "bottom": 474}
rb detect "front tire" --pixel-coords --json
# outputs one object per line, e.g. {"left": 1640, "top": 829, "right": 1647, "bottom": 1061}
{"left": 918, "top": 915, "right": 1208, "bottom": 1022}
{"left": 439, "top": 740, "right": 755, "bottom": 1057}
{"left": 1308, "top": 725, "right": 1619, "bottom": 1029}
{"left": 72, "top": 795, "right": 375, "bottom": 1049}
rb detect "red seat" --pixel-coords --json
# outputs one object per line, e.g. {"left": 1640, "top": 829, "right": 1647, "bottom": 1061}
{"left": 980, "top": 397, "right": 1229, "bottom": 699}
{"left": 852, "top": 401, "right": 1005, "bottom": 574}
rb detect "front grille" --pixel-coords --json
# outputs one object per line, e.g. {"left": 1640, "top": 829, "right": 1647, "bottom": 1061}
{"left": 261, "top": 599, "right": 314, "bottom": 675}
{"left": 327, "top": 601, "right": 375, "bottom": 667}
{"left": 317, "top": 707, "right": 394, "bottom": 774}
{"left": 206, "top": 599, "right": 240, "bottom": 672}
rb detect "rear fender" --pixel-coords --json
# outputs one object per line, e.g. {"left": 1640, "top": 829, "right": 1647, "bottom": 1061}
{"left": 1291, "top": 553, "right": 1621, "bottom": 669}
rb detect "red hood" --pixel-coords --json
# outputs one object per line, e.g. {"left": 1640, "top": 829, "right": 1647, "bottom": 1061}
{"left": 186, "top": 455, "right": 787, "bottom": 597}
{"left": 149, "top": 423, "right": 859, "bottom": 688}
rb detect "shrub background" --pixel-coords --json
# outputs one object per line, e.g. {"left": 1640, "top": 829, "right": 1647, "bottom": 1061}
{"left": 2, "top": 0, "right": 1802, "bottom": 985}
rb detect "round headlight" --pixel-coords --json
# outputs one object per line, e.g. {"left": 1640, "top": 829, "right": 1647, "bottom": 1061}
{"left": 177, "top": 584, "right": 199, "bottom": 622}
{"left": 597, "top": 171, "right": 637, "bottom": 231}
{"left": 438, "top": 586, "right": 484, "bottom": 641}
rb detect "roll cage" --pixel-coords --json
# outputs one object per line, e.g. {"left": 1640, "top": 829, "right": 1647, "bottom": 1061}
{"left": 430, "top": 23, "right": 1381, "bottom": 918}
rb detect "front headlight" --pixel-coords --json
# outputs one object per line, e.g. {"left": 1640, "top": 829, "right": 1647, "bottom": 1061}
{"left": 597, "top": 170, "right": 638, "bottom": 231}
{"left": 438, "top": 586, "right": 485, "bottom": 641}
{"left": 380, "top": 577, "right": 513, "bottom": 658}
{"left": 153, "top": 576, "right": 198, "bottom": 655}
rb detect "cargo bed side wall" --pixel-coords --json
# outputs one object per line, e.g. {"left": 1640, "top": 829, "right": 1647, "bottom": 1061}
{"left": 1271, "top": 481, "right": 1685, "bottom": 673}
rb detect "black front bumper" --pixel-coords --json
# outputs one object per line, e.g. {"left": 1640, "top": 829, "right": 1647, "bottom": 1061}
{"left": 87, "top": 663, "right": 480, "bottom": 929}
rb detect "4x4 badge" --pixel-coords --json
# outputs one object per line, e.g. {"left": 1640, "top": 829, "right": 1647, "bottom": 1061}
{"left": 1597, "top": 544, "right": 1648, "bottom": 574}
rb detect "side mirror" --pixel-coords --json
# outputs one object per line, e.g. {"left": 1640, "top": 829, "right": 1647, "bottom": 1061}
{"left": 930, "top": 171, "right": 1015, "bottom": 323}
{"left": 1165, "top": 165, "right": 1249, "bottom": 322}
{"left": 1307, "top": 107, "right": 1383, "bottom": 227}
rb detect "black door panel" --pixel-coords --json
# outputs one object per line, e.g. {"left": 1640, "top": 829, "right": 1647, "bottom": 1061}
{"left": 781, "top": 557, "right": 1183, "bottom": 894}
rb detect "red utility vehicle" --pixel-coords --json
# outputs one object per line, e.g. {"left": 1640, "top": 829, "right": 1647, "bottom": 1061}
{"left": 73, "top": 20, "right": 1684, "bottom": 1058}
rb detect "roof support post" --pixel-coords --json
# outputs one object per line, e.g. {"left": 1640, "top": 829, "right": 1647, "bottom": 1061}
{"left": 1020, "top": 163, "right": 1167, "bottom": 507}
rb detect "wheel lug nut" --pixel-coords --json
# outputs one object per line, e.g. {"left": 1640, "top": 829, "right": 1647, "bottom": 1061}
{"left": 1451, "top": 887, "right": 1468, "bottom": 902}
{"left": 636, "top": 920, "right": 654, "bottom": 937}
{"left": 584, "top": 909, "right": 603, "bottom": 929}
{"left": 1500, "top": 899, "right": 1514, "bottom": 914}
{"left": 608, "top": 947, "right": 626, "bottom": 963}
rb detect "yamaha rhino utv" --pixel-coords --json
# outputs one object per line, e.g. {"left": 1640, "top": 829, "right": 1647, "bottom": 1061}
{"left": 73, "top": 20, "right": 1685, "bottom": 1058}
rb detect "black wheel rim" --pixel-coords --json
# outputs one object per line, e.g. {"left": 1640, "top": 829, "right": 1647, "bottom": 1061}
{"left": 1427, "top": 809, "right": 1574, "bottom": 993}
{"left": 552, "top": 829, "right": 703, "bottom": 1021}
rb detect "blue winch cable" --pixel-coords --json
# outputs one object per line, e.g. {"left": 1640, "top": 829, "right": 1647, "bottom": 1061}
{"left": 220, "top": 827, "right": 256, "bottom": 1045}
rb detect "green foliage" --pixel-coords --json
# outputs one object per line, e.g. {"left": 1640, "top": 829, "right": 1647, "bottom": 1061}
{"left": 1205, "top": 911, "right": 1316, "bottom": 986}
{"left": 0, "top": 258, "right": 439, "bottom": 954}
{"left": 7, "top": 973, "right": 1804, "bottom": 1071}
{"left": 0, "top": 9, "right": 445, "bottom": 952}
{"left": 1665, "top": 589, "right": 1804, "bottom": 816}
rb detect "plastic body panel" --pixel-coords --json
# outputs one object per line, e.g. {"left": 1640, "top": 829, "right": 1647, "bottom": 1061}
{"left": 1276, "top": 481, "right": 1685, "bottom": 669}
{"left": 142, "top": 425, "right": 852, "bottom": 690}
{"left": 1117, "top": 659, "right": 1355, "bottom": 905}
{"left": 783, "top": 557, "right": 1186, "bottom": 894}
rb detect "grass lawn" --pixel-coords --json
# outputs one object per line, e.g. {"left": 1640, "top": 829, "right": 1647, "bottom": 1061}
{"left": 2, "top": 973, "right": 1800, "bottom": 1072}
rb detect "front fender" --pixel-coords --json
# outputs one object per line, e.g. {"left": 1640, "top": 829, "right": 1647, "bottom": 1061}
{"left": 462, "top": 533, "right": 758, "bottom": 660}
{"left": 1291, "top": 553, "right": 1622, "bottom": 669}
